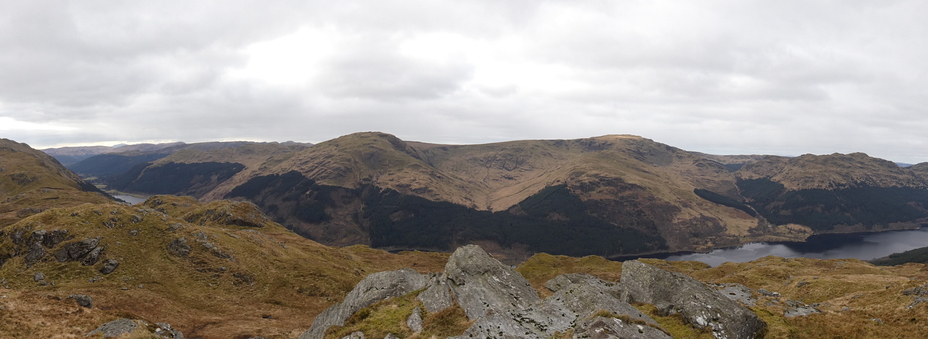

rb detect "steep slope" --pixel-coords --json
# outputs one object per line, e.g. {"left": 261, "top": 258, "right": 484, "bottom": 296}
{"left": 47, "top": 133, "right": 928, "bottom": 259}
{"left": 0, "top": 195, "right": 448, "bottom": 338}
{"left": 100, "top": 142, "right": 311, "bottom": 198}
{"left": 222, "top": 132, "right": 772, "bottom": 258}
{"left": 737, "top": 153, "right": 928, "bottom": 234}
{"left": 0, "top": 139, "right": 113, "bottom": 227}
{"left": 38, "top": 146, "right": 113, "bottom": 166}
{"left": 43, "top": 142, "right": 185, "bottom": 166}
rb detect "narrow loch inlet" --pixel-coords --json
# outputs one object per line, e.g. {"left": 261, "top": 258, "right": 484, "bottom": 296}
{"left": 662, "top": 227, "right": 928, "bottom": 267}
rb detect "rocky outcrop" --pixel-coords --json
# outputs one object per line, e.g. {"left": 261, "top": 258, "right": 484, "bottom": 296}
{"left": 783, "top": 300, "right": 821, "bottom": 318}
{"left": 298, "top": 268, "right": 428, "bottom": 339}
{"left": 183, "top": 201, "right": 270, "bottom": 228}
{"left": 573, "top": 315, "right": 673, "bottom": 339}
{"left": 86, "top": 318, "right": 184, "bottom": 338}
{"left": 54, "top": 237, "right": 102, "bottom": 263}
{"left": 620, "top": 260, "right": 766, "bottom": 339}
{"left": 167, "top": 237, "right": 191, "bottom": 257}
{"left": 86, "top": 318, "right": 138, "bottom": 337}
{"left": 416, "top": 273, "right": 454, "bottom": 313}
{"left": 301, "top": 245, "right": 680, "bottom": 339}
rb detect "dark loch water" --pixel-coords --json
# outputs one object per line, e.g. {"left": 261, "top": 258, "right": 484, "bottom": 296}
{"left": 659, "top": 228, "right": 928, "bottom": 267}
{"left": 114, "top": 194, "right": 147, "bottom": 205}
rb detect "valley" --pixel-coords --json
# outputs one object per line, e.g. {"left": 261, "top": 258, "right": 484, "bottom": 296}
{"left": 52, "top": 132, "right": 928, "bottom": 261}
{"left": 1, "top": 135, "right": 928, "bottom": 338}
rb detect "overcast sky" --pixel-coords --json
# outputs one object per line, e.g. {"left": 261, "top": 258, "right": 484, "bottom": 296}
{"left": 2, "top": 1, "right": 927, "bottom": 163}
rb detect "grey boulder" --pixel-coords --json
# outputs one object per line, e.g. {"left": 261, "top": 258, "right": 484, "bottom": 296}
{"left": 86, "top": 318, "right": 138, "bottom": 337}
{"left": 298, "top": 268, "right": 427, "bottom": 339}
{"left": 620, "top": 260, "right": 765, "bottom": 339}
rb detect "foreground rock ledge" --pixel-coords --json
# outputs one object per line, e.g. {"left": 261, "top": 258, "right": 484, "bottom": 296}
{"left": 299, "top": 245, "right": 765, "bottom": 339}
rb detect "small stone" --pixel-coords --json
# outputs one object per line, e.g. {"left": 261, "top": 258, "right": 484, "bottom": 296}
{"left": 69, "top": 294, "right": 92, "bottom": 308}
{"left": 406, "top": 307, "right": 423, "bottom": 333}
{"left": 33, "top": 272, "right": 45, "bottom": 282}
{"left": 99, "top": 259, "right": 120, "bottom": 275}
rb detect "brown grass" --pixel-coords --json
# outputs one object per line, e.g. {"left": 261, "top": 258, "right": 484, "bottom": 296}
{"left": 0, "top": 196, "right": 449, "bottom": 339}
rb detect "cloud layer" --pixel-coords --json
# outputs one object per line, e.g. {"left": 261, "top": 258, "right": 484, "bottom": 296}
{"left": 2, "top": 1, "right": 927, "bottom": 163}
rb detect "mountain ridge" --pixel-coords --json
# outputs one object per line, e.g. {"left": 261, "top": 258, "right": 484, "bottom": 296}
{"left": 42, "top": 132, "right": 928, "bottom": 259}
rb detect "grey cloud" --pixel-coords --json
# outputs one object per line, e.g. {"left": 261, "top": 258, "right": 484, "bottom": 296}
{"left": 2, "top": 0, "right": 928, "bottom": 164}
{"left": 312, "top": 34, "right": 474, "bottom": 101}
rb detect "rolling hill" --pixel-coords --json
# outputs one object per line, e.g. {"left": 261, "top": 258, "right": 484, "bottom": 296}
{"left": 63, "top": 132, "right": 928, "bottom": 260}
{"left": 0, "top": 139, "right": 114, "bottom": 228}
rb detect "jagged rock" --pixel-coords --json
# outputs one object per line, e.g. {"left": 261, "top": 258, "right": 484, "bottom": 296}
{"left": 784, "top": 299, "right": 821, "bottom": 317}
{"left": 55, "top": 237, "right": 100, "bottom": 262}
{"left": 444, "top": 245, "right": 566, "bottom": 338}
{"left": 406, "top": 307, "right": 423, "bottom": 333}
{"left": 130, "top": 214, "right": 143, "bottom": 224}
{"left": 298, "top": 268, "right": 427, "bottom": 339}
{"left": 620, "top": 260, "right": 765, "bottom": 339}
{"left": 81, "top": 245, "right": 104, "bottom": 266}
{"left": 573, "top": 316, "right": 673, "bottom": 339}
{"left": 304, "top": 246, "right": 676, "bottom": 339}
{"left": 445, "top": 245, "right": 542, "bottom": 320}
{"left": 69, "top": 294, "right": 92, "bottom": 308}
{"left": 546, "top": 274, "right": 656, "bottom": 325}
{"left": 167, "top": 237, "right": 191, "bottom": 257}
{"left": 41, "top": 229, "right": 68, "bottom": 248}
{"left": 383, "top": 334, "right": 398, "bottom": 339}
{"left": 86, "top": 318, "right": 138, "bottom": 337}
{"left": 31, "top": 230, "right": 46, "bottom": 243}
{"left": 445, "top": 246, "right": 663, "bottom": 339}
{"left": 24, "top": 242, "right": 45, "bottom": 267}
{"left": 100, "top": 259, "right": 120, "bottom": 274}
{"left": 33, "top": 272, "right": 45, "bottom": 281}
{"left": 416, "top": 273, "right": 454, "bottom": 313}
{"left": 341, "top": 332, "right": 365, "bottom": 339}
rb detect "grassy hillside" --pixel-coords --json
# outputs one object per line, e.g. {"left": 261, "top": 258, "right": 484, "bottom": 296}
{"left": 0, "top": 139, "right": 113, "bottom": 228}
{"left": 97, "top": 142, "right": 311, "bottom": 200}
{"left": 0, "top": 195, "right": 448, "bottom": 338}
{"left": 68, "top": 152, "right": 172, "bottom": 177}
{"left": 38, "top": 133, "right": 928, "bottom": 259}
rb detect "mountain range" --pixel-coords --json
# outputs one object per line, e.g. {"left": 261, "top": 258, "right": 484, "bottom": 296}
{"left": 53, "top": 132, "right": 928, "bottom": 261}
{"left": 2, "top": 136, "right": 928, "bottom": 338}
